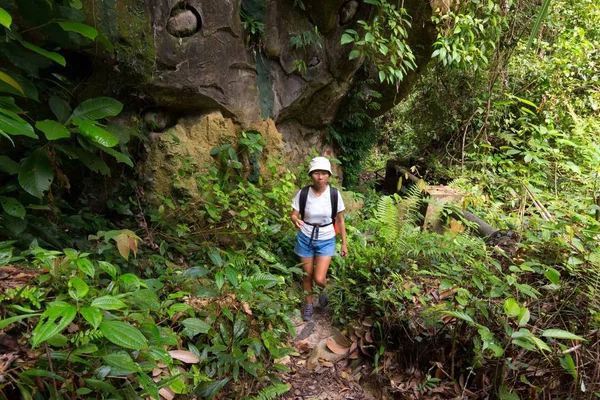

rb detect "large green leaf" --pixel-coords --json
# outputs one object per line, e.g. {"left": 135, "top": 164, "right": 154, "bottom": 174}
{"left": 49, "top": 96, "right": 71, "bottom": 123}
{"left": 36, "top": 120, "right": 70, "bottom": 140}
{"left": 18, "top": 149, "right": 54, "bottom": 199}
{"left": 71, "top": 97, "right": 123, "bottom": 121}
{"left": 31, "top": 303, "right": 77, "bottom": 348}
{"left": 0, "top": 7, "right": 11, "bottom": 29}
{"left": 99, "top": 320, "right": 148, "bottom": 350}
{"left": 68, "top": 276, "right": 89, "bottom": 299}
{"left": 0, "top": 313, "right": 41, "bottom": 330}
{"left": 542, "top": 329, "right": 585, "bottom": 341}
{"left": 0, "top": 155, "right": 19, "bottom": 174}
{"left": 0, "top": 196, "right": 25, "bottom": 218}
{"left": 74, "top": 119, "right": 119, "bottom": 147}
{"left": 182, "top": 318, "right": 211, "bottom": 336}
{"left": 2, "top": 213, "right": 27, "bottom": 235}
{"left": 80, "top": 306, "right": 103, "bottom": 329}
{"left": 58, "top": 21, "right": 98, "bottom": 40}
{"left": 0, "top": 108, "right": 36, "bottom": 138}
{"left": 19, "top": 40, "right": 66, "bottom": 66}
{"left": 91, "top": 295, "right": 127, "bottom": 310}
{"left": 103, "top": 352, "right": 140, "bottom": 373}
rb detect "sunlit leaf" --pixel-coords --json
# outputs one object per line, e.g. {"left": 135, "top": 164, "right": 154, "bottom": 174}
{"left": 340, "top": 33, "right": 354, "bottom": 45}
{"left": 0, "top": 7, "right": 12, "bottom": 29}
{"left": 74, "top": 119, "right": 119, "bottom": 147}
{"left": 68, "top": 276, "right": 89, "bottom": 299}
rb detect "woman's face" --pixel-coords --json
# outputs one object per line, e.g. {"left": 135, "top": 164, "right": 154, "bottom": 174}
{"left": 310, "top": 170, "right": 330, "bottom": 189}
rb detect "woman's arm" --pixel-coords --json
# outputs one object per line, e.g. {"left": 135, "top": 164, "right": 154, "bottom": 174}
{"left": 291, "top": 209, "right": 304, "bottom": 231}
{"left": 336, "top": 211, "right": 348, "bottom": 257}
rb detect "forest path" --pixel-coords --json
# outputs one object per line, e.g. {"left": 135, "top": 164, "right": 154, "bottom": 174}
{"left": 277, "top": 305, "right": 381, "bottom": 400}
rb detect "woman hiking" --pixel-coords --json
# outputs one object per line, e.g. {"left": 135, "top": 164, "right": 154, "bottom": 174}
{"left": 290, "top": 157, "right": 348, "bottom": 321}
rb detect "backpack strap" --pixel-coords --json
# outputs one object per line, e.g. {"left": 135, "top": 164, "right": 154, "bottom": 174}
{"left": 299, "top": 186, "right": 310, "bottom": 220}
{"left": 330, "top": 187, "right": 338, "bottom": 220}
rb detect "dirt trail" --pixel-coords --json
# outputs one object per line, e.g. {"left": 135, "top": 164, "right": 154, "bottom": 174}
{"left": 277, "top": 305, "right": 381, "bottom": 400}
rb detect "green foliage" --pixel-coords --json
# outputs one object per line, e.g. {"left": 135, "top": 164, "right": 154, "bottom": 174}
{"left": 0, "top": 217, "right": 298, "bottom": 398}
{"left": 328, "top": 71, "right": 382, "bottom": 186}
{"left": 341, "top": 0, "right": 416, "bottom": 83}
{"left": 290, "top": 26, "right": 323, "bottom": 74}
{"left": 356, "top": 0, "right": 600, "bottom": 396}
{"left": 240, "top": 10, "right": 265, "bottom": 48}
{"left": 431, "top": 0, "right": 508, "bottom": 70}
{"left": 0, "top": 2, "right": 133, "bottom": 241}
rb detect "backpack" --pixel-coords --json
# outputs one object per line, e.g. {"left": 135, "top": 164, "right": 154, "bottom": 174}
{"left": 299, "top": 186, "right": 339, "bottom": 234}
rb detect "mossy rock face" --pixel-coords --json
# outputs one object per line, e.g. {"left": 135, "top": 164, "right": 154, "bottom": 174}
{"left": 140, "top": 111, "right": 285, "bottom": 205}
{"left": 85, "top": 0, "right": 156, "bottom": 82}
{"left": 83, "top": 0, "right": 437, "bottom": 172}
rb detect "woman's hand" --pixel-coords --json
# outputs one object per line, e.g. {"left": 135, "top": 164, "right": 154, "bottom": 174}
{"left": 340, "top": 243, "right": 348, "bottom": 257}
{"left": 294, "top": 218, "right": 304, "bottom": 231}
{"left": 291, "top": 210, "right": 303, "bottom": 231}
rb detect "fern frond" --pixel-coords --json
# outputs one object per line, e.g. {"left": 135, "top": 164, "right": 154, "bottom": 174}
{"left": 253, "top": 383, "right": 291, "bottom": 400}
{"left": 375, "top": 195, "right": 399, "bottom": 241}
{"left": 397, "top": 184, "right": 423, "bottom": 226}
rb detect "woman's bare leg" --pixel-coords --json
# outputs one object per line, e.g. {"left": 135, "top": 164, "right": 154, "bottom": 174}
{"left": 300, "top": 257, "right": 315, "bottom": 304}
{"left": 313, "top": 256, "right": 332, "bottom": 289}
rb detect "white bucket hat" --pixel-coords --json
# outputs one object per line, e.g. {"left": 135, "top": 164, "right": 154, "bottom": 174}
{"left": 308, "top": 157, "right": 332, "bottom": 175}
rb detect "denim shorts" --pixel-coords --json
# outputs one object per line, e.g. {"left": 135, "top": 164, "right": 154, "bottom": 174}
{"left": 294, "top": 233, "right": 336, "bottom": 258}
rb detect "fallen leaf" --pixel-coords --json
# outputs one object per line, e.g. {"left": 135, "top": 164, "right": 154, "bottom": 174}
{"left": 169, "top": 350, "right": 199, "bottom": 364}
{"left": 326, "top": 337, "right": 350, "bottom": 355}
{"left": 349, "top": 349, "right": 360, "bottom": 359}
{"left": 332, "top": 327, "right": 351, "bottom": 347}
{"left": 349, "top": 342, "right": 358, "bottom": 354}
{"left": 365, "top": 331, "right": 374, "bottom": 343}
{"left": 158, "top": 387, "right": 175, "bottom": 400}
{"left": 295, "top": 340, "right": 310, "bottom": 353}
{"left": 322, "top": 361, "right": 334, "bottom": 367}
{"left": 274, "top": 355, "right": 291, "bottom": 365}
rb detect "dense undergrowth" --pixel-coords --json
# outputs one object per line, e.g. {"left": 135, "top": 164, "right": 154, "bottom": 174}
{"left": 1, "top": 0, "right": 599, "bottom": 399}
{"left": 339, "top": 0, "right": 600, "bottom": 398}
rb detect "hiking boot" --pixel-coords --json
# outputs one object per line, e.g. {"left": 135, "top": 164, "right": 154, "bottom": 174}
{"left": 302, "top": 303, "right": 314, "bottom": 321}
{"left": 318, "top": 289, "right": 328, "bottom": 308}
